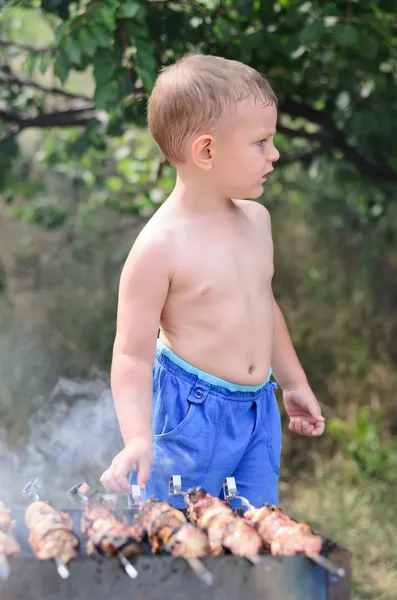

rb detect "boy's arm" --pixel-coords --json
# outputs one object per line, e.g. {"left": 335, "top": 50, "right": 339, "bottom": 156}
{"left": 271, "top": 297, "right": 325, "bottom": 436}
{"left": 100, "top": 233, "right": 172, "bottom": 492}
{"left": 271, "top": 299, "right": 307, "bottom": 390}
{"left": 251, "top": 201, "right": 325, "bottom": 437}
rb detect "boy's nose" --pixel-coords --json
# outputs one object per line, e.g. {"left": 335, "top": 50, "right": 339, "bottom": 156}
{"left": 270, "top": 146, "right": 280, "bottom": 163}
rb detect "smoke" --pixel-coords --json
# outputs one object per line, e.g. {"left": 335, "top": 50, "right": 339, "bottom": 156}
{"left": 0, "top": 375, "right": 123, "bottom": 505}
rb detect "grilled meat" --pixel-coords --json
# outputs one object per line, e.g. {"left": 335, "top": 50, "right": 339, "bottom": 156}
{"left": 0, "top": 502, "right": 15, "bottom": 533}
{"left": 0, "top": 502, "right": 21, "bottom": 556}
{"left": 24, "top": 501, "right": 79, "bottom": 564}
{"left": 166, "top": 523, "right": 210, "bottom": 558}
{"left": 184, "top": 487, "right": 263, "bottom": 557}
{"left": 0, "top": 502, "right": 20, "bottom": 556}
{"left": 81, "top": 495, "right": 141, "bottom": 557}
{"left": 244, "top": 505, "right": 322, "bottom": 555}
{"left": 0, "top": 532, "right": 20, "bottom": 556}
{"left": 134, "top": 498, "right": 209, "bottom": 557}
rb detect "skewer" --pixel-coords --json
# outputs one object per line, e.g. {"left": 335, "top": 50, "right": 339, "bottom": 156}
{"left": 54, "top": 557, "right": 69, "bottom": 579}
{"left": 0, "top": 553, "right": 10, "bottom": 580}
{"left": 132, "top": 484, "right": 213, "bottom": 585}
{"left": 305, "top": 552, "right": 346, "bottom": 578}
{"left": 223, "top": 477, "right": 345, "bottom": 579}
{"left": 169, "top": 475, "right": 268, "bottom": 573}
{"left": 116, "top": 550, "right": 138, "bottom": 579}
{"left": 67, "top": 481, "right": 138, "bottom": 579}
{"left": 219, "top": 477, "right": 269, "bottom": 568}
{"left": 185, "top": 557, "right": 214, "bottom": 586}
{"left": 168, "top": 475, "right": 188, "bottom": 500}
{"left": 223, "top": 477, "right": 254, "bottom": 510}
{"left": 21, "top": 479, "right": 75, "bottom": 580}
{"left": 21, "top": 477, "right": 42, "bottom": 503}
{"left": 128, "top": 488, "right": 214, "bottom": 586}
{"left": 132, "top": 484, "right": 212, "bottom": 585}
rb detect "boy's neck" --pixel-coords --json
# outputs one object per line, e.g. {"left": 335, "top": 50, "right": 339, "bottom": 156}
{"left": 169, "top": 171, "right": 236, "bottom": 215}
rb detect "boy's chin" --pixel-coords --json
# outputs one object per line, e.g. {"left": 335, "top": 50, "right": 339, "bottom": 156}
{"left": 227, "top": 183, "right": 264, "bottom": 200}
{"left": 243, "top": 185, "right": 265, "bottom": 200}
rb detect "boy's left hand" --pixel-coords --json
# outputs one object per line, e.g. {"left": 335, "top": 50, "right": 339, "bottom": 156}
{"left": 283, "top": 385, "right": 325, "bottom": 436}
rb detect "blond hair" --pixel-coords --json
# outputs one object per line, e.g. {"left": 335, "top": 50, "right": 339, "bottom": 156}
{"left": 147, "top": 54, "right": 277, "bottom": 164}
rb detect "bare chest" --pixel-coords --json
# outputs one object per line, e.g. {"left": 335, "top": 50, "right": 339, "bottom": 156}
{"left": 170, "top": 226, "right": 274, "bottom": 302}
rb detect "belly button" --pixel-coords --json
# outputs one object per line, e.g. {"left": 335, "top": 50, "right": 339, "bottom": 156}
{"left": 248, "top": 365, "right": 254, "bottom": 374}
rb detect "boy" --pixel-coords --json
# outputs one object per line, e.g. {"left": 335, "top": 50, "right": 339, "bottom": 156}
{"left": 100, "top": 54, "right": 325, "bottom": 507}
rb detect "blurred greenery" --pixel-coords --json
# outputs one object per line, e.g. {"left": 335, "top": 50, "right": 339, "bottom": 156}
{"left": 1, "top": 0, "right": 397, "bottom": 226}
{"left": 1, "top": 2, "right": 397, "bottom": 599}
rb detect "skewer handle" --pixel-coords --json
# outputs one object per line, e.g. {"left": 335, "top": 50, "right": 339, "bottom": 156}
{"left": 185, "top": 558, "right": 214, "bottom": 586}
{"left": 117, "top": 552, "right": 138, "bottom": 579}
{"left": 168, "top": 475, "right": 188, "bottom": 498}
{"left": 237, "top": 495, "right": 254, "bottom": 510}
{"left": 245, "top": 554, "right": 272, "bottom": 570}
{"left": 306, "top": 552, "right": 345, "bottom": 578}
{"left": 0, "top": 553, "right": 10, "bottom": 580}
{"left": 54, "top": 557, "right": 69, "bottom": 579}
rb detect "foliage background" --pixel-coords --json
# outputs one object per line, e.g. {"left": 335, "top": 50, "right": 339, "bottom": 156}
{"left": 0, "top": 1, "right": 396, "bottom": 598}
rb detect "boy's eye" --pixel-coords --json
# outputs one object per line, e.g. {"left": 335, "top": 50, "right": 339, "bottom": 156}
{"left": 259, "top": 139, "right": 268, "bottom": 145}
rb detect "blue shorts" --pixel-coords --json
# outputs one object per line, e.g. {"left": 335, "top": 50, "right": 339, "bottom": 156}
{"left": 129, "top": 340, "right": 282, "bottom": 508}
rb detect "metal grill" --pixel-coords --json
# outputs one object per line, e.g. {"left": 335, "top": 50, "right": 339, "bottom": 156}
{"left": 0, "top": 477, "right": 352, "bottom": 600}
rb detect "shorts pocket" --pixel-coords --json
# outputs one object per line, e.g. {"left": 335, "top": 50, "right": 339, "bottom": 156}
{"left": 154, "top": 401, "right": 197, "bottom": 440}
{"left": 261, "top": 384, "right": 282, "bottom": 476}
{"left": 153, "top": 370, "right": 198, "bottom": 440}
{"left": 151, "top": 367, "right": 222, "bottom": 482}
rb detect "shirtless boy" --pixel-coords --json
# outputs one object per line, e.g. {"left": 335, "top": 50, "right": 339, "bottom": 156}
{"left": 100, "top": 54, "right": 325, "bottom": 508}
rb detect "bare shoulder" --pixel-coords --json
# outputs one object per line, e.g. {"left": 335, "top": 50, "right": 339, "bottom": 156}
{"left": 234, "top": 199, "right": 272, "bottom": 229}
{"left": 121, "top": 209, "right": 176, "bottom": 281}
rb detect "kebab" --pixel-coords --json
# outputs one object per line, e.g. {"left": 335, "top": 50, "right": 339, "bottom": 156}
{"left": 223, "top": 476, "right": 345, "bottom": 578}
{"left": 0, "top": 501, "right": 21, "bottom": 580}
{"left": 67, "top": 482, "right": 140, "bottom": 579}
{"left": 130, "top": 489, "right": 214, "bottom": 586}
{"left": 168, "top": 475, "right": 266, "bottom": 567}
{"left": 24, "top": 500, "right": 79, "bottom": 579}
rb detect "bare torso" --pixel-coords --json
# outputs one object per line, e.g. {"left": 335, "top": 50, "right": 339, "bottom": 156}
{"left": 150, "top": 198, "right": 275, "bottom": 385}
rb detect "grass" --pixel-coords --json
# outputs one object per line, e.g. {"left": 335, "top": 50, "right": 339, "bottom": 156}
{"left": 280, "top": 456, "right": 397, "bottom": 600}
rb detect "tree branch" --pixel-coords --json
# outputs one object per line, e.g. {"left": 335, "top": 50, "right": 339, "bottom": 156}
{"left": 277, "top": 148, "right": 324, "bottom": 168}
{"left": 277, "top": 124, "right": 329, "bottom": 144}
{"left": 0, "top": 107, "right": 98, "bottom": 142}
{"left": 0, "top": 38, "right": 55, "bottom": 54}
{"left": 279, "top": 96, "right": 397, "bottom": 184}
{"left": 0, "top": 70, "right": 93, "bottom": 102}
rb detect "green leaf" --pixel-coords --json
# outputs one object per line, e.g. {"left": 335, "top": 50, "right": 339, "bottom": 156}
{"left": 91, "top": 23, "right": 112, "bottom": 48}
{"left": 53, "top": 55, "right": 70, "bottom": 85}
{"left": 61, "top": 36, "right": 82, "bottom": 65}
{"left": 26, "top": 52, "right": 39, "bottom": 77}
{"left": 39, "top": 51, "right": 53, "bottom": 74}
{"left": 54, "top": 21, "right": 70, "bottom": 45}
{"left": 139, "top": 68, "right": 154, "bottom": 90}
{"left": 94, "top": 80, "right": 119, "bottom": 111}
{"left": 357, "top": 36, "right": 379, "bottom": 60}
{"left": 96, "top": 4, "right": 117, "bottom": 31}
{"left": 117, "top": 1, "right": 141, "bottom": 18}
{"left": 136, "top": 44, "right": 157, "bottom": 89}
{"left": 213, "top": 18, "right": 232, "bottom": 41}
{"left": 78, "top": 27, "right": 98, "bottom": 57}
{"left": 93, "top": 49, "right": 116, "bottom": 86}
{"left": 299, "top": 20, "right": 323, "bottom": 45}
{"left": 334, "top": 24, "right": 359, "bottom": 47}
{"left": 106, "top": 176, "right": 123, "bottom": 192}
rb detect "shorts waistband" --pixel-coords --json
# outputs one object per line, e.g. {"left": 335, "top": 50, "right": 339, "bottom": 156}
{"left": 156, "top": 339, "right": 272, "bottom": 393}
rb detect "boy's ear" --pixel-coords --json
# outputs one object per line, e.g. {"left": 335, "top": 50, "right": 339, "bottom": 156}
{"left": 191, "top": 135, "right": 214, "bottom": 170}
